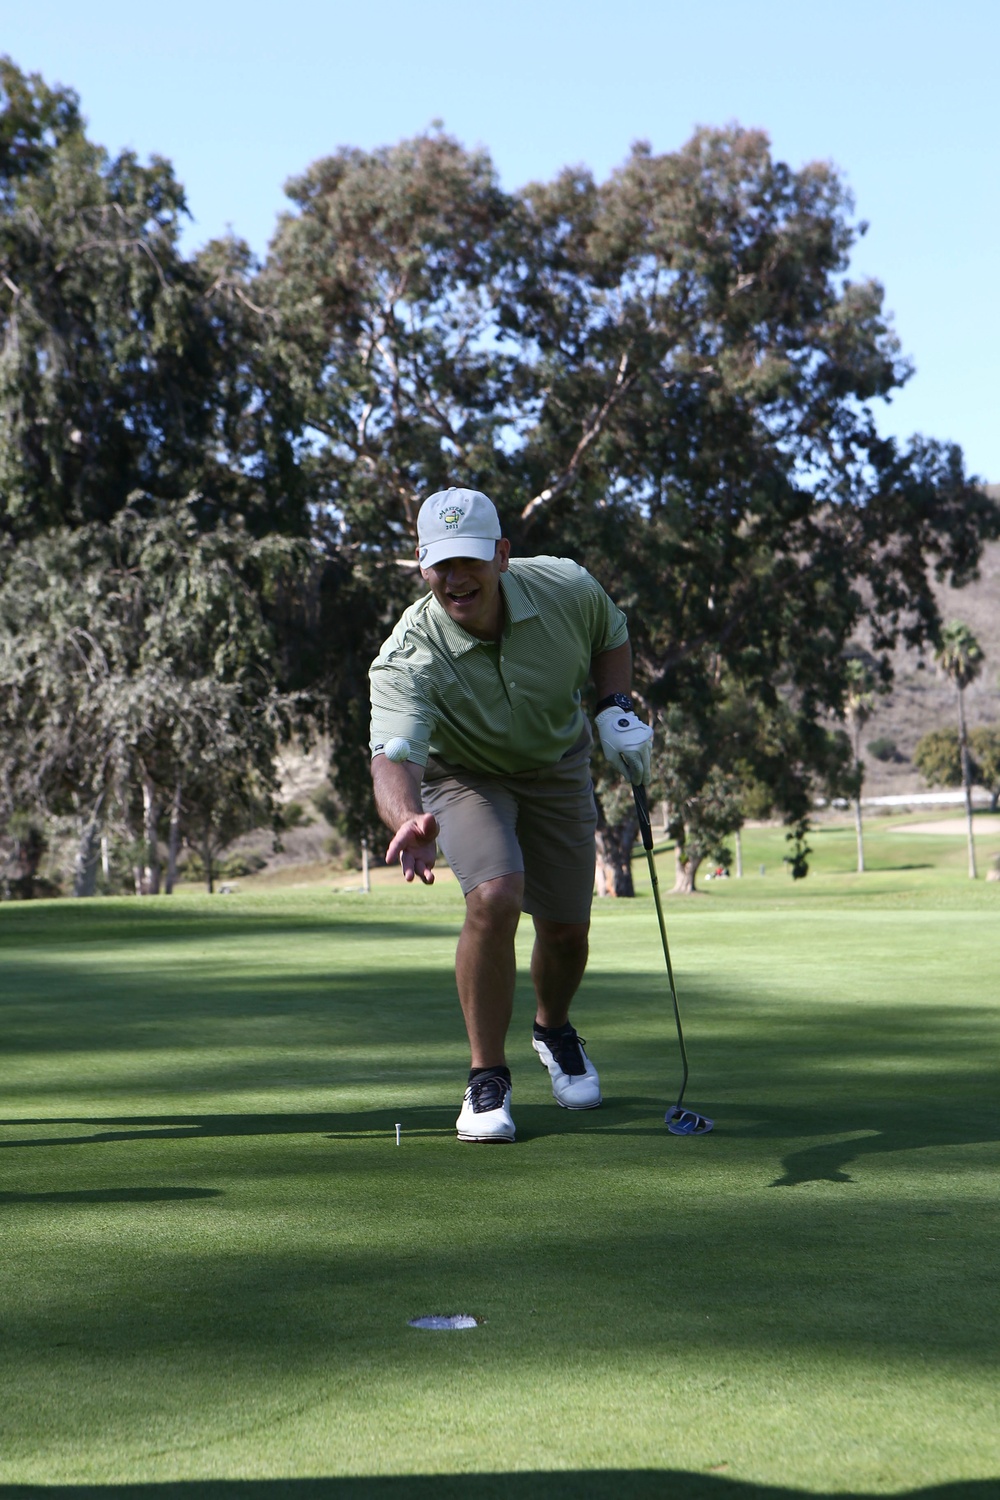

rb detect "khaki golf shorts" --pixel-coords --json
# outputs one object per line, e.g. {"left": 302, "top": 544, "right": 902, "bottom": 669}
{"left": 421, "top": 731, "right": 597, "bottom": 925}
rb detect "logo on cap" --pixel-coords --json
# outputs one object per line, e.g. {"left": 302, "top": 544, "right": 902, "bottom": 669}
{"left": 439, "top": 505, "right": 464, "bottom": 528}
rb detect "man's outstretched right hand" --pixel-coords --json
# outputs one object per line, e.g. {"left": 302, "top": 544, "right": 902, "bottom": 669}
{"left": 386, "top": 813, "right": 440, "bottom": 885}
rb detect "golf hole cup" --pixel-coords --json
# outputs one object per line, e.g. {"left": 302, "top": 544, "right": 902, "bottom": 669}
{"left": 384, "top": 737, "right": 411, "bottom": 763}
{"left": 408, "top": 1315, "right": 482, "bottom": 1331}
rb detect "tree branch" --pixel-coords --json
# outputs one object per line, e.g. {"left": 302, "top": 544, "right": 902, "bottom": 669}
{"left": 520, "top": 350, "right": 635, "bottom": 524}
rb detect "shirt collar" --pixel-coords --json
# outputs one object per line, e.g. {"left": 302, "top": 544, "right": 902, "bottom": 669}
{"left": 427, "top": 598, "right": 486, "bottom": 657}
{"left": 499, "top": 568, "right": 538, "bottom": 628}
{"left": 427, "top": 567, "right": 539, "bottom": 657}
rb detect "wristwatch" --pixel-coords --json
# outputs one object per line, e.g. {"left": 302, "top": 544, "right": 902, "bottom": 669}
{"left": 596, "top": 692, "right": 633, "bottom": 714}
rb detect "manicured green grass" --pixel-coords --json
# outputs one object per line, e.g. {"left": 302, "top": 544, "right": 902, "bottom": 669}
{"left": 1, "top": 840, "right": 998, "bottom": 1498}
{"left": 703, "top": 811, "right": 1000, "bottom": 904}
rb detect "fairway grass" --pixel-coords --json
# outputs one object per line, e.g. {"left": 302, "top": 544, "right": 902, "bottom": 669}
{"left": 1, "top": 851, "right": 998, "bottom": 1497}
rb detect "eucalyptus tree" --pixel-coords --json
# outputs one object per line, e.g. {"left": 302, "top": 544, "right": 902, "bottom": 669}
{"left": 503, "top": 129, "right": 997, "bottom": 884}
{"left": 0, "top": 500, "right": 299, "bottom": 895}
{"left": 255, "top": 130, "right": 521, "bottom": 833}
{"left": 258, "top": 126, "right": 1000, "bottom": 887}
{"left": 935, "top": 622, "right": 984, "bottom": 878}
{"left": 0, "top": 58, "right": 300, "bottom": 542}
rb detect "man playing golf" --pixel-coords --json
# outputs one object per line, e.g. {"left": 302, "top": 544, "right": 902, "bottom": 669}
{"left": 369, "top": 487, "right": 652, "bottom": 1142}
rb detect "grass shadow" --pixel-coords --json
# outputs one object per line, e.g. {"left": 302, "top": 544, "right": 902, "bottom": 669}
{"left": 716, "top": 1099, "right": 1000, "bottom": 1187}
{"left": 0, "top": 1187, "right": 224, "bottom": 1205}
{"left": 4, "top": 1087, "right": 997, "bottom": 1181}
{"left": 0, "top": 1103, "right": 665, "bottom": 1150}
{"left": 0, "top": 1473, "right": 996, "bottom": 1498}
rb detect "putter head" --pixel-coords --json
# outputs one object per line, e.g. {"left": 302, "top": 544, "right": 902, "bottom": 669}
{"left": 665, "top": 1105, "right": 714, "bottom": 1136}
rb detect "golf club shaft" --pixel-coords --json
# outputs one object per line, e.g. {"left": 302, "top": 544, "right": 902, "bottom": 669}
{"left": 632, "top": 782, "right": 689, "bottom": 1108}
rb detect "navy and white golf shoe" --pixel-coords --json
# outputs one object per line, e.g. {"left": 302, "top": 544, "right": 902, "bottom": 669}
{"left": 532, "top": 1023, "right": 602, "bottom": 1110}
{"left": 456, "top": 1072, "right": 516, "bottom": 1142}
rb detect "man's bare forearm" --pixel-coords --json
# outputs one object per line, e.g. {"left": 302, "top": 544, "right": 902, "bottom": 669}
{"left": 371, "top": 756, "right": 425, "bottom": 831}
{"left": 373, "top": 756, "right": 439, "bottom": 886}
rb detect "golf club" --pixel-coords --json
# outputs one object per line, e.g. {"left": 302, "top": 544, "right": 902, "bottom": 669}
{"left": 631, "top": 781, "right": 714, "bottom": 1137}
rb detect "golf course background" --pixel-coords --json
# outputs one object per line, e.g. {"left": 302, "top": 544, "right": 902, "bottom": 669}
{"left": 2, "top": 816, "right": 998, "bottom": 1497}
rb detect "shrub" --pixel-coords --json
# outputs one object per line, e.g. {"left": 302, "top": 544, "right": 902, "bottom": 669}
{"left": 278, "top": 800, "right": 314, "bottom": 831}
{"left": 914, "top": 728, "right": 964, "bottom": 787}
{"left": 866, "top": 736, "right": 898, "bottom": 763}
{"left": 220, "top": 852, "right": 268, "bottom": 878}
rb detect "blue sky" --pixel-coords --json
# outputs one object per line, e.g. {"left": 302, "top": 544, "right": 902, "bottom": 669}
{"left": 5, "top": 0, "right": 998, "bottom": 479}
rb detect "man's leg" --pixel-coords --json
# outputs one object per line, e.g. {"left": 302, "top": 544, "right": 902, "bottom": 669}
{"left": 453, "top": 873, "right": 523, "bottom": 1142}
{"left": 456, "top": 873, "right": 524, "bottom": 1066}
{"left": 530, "top": 915, "right": 601, "bottom": 1109}
{"left": 513, "top": 742, "right": 601, "bottom": 1110}
{"left": 530, "top": 916, "right": 590, "bottom": 1029}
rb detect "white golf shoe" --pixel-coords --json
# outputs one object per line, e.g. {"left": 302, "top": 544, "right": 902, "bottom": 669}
{"left": 532, "top": 1025, "right": 602, "bottom": 1110}
{"left": 456, "top": 1073, "right": 516, "bottom": 1142}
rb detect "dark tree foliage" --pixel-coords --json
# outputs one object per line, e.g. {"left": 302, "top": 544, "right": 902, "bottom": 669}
{"left": 0, "top": 500, "right": 300, "bottom": 895}
{"left": 254, "top": 131, "right": 522, "bottom": 829}
{"left": 2, "top": 65, "right": 998, "bottom": 892}
{"left": 0, "top": 57, "right": 307, "bottom": 540}
{"left": 914, "top": 727, "right": 965, "bottom": 790}
{"left": 969, "top": 727, "right": 1000, "bottom": 814}
{"left": 506, "top": 130, "right": 996, "bottom": 725}
{"left": 259, "top": 125, "right": 998, "bottom": 885}
{"left": 0, "top": 58, "right": 82, "bottom": 192}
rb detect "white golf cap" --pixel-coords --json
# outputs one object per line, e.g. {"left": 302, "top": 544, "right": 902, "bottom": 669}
{"left": 416, "top": 488, "right": 501, "bottom": 569}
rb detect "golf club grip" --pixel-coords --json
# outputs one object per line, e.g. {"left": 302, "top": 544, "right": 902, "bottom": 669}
{"left": 631, "top": 782, "right": 654, "bottom": 852}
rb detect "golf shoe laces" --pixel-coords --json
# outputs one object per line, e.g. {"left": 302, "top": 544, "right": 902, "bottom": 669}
{"left": 538, "top": 1026, "right": 588, "bottom": 1077}
{"left": 467, "top": 1073, "right": 511, "bottom": 1113}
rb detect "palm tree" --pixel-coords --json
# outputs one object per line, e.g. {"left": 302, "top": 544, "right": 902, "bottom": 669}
{"left": 844, "top": 660, "right": 876, "bottom": 874}
{"left": 935, "top": 622, "right": 984, "bottom": 879}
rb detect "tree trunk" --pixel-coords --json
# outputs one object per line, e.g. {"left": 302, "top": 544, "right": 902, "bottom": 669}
{"left": 671, "top": 847, "right": 702, "bottom": 894}
{"left": 73, "top": 819, "right": 101, "bottom": 898}
{"left": 13, "top": 823, "right": 46, "bottom": 899}
{"left": 595, "top": 818, "right": 638, "bottom": 897}
{"left": 850, "top": 719, "right": 866, "bottom": 875}
{"left": 164, "top": 782, "right": 182, "bottom": 895}
{"left": 121, "top": 812, "right": 143, "bottom": 896}
{"left": 957, "top": 686, "right": 977, "bottom": 879}
{"left": 141, "top": 771, "right": 161, "bottom": 895}
{"left": 202, "top": 839, "right": 215, "bottom": 894}
{"left": 734, "top": 828, "right": 743, "bottom": 878}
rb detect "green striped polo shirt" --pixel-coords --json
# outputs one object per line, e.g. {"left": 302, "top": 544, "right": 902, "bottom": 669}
{"left": 369, "top": 556, "right": 629, "bottom": 773}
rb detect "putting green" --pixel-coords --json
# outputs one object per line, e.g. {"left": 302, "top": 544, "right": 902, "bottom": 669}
{"left": 1, "top": 861, "right": 998, "bottom": 1496}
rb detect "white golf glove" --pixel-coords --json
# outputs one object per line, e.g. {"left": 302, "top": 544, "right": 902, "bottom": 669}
{"left": 595, "top": 702, "right": 653, "bottom": 785}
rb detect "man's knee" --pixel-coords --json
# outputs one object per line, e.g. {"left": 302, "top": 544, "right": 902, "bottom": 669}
{"left": 465, "top": 874, "right": 524, "bottom": 936}
{"left": 533, "top": 916, "right": 590, "bottom": 958}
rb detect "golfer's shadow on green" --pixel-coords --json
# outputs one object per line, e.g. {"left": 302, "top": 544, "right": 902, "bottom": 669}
{"left": 0, "top": 1099, "right": 671, "bottom": 1151}
{"left": 0, "top": 1186, "right": 223, "bottom": 1204}
{"left": 754, "top": 1100, "right": 999, "bottom": 1188}
{"left": 0, "top": 1471, "right": 993, "bottom": 1498}
{"left": 0, "top": 1111, "right": 405, "bottom": 1150}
